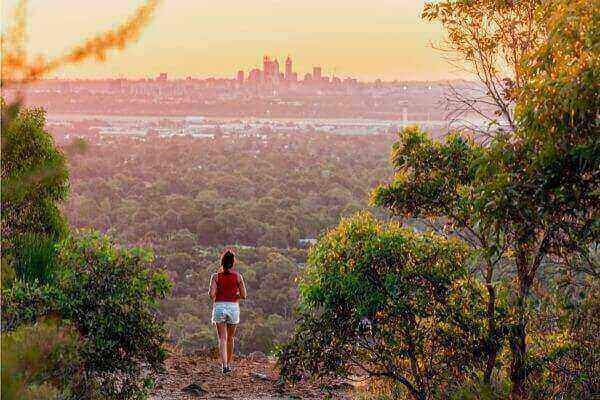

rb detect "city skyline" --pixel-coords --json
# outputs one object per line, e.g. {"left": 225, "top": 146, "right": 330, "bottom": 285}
{"left": 1, "top": 0, "right": 462, "bottom": 81}
{"left": 235, "top": 54, "right": 358, "bottom": 85}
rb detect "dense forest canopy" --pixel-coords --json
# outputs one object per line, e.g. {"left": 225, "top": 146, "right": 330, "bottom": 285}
{"left": 59, "top": 132, "right": 395, "bottom": 353}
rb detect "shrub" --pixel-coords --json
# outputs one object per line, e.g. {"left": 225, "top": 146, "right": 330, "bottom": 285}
{"left": 1, "top": 318, "right": 83, "bottom": 400}
{"left": 1, "top": 105, "right": 69, "bottom": 283}
{"left": 2, "top": 230, "right": 172, "bottom": 399}
{"left": 279, "top": 212, "right": 487, "bottom": 400}
{"left": 11, "top": 233, "right": 59, "bottom": 284}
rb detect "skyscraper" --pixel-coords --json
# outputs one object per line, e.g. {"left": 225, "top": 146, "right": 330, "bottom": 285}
{"left": 236, "top": 70, "right": 244, "bottom": 84}
{"left": 273, "top": 58, "right": 280, "bottom": 83}
{"left": 263, "top": 55, "right": 271, "bottom": 82}
{"left": 312, "top": 66, "right": 322, "bottom": 81}
{"left": 285, "top": 56, "right": 293, "bottom": 81}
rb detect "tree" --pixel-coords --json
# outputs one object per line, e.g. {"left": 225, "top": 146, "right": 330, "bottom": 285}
{"left": 374, "top": 1, "right": 599, "bottom": 397}
{"left": 1, "top": 104, "right": 69, "bottom": 283}
{"left": 279, "top": 212, "right": 487, "bottom": 400}
{"left": 372, "top": 127, "right": 510, "bottom": 385}
{"left": 472, "top": 0, "right": 599, "bottom": 395}
{"left": 422, "top": 0, "right": 545, "bottom": 134}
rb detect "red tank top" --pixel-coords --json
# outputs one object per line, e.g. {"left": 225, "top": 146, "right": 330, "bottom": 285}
{"left": 215, "top": 271, "right": 239, "bottom": 302}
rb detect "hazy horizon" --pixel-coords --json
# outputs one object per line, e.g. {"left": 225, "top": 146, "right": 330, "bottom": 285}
{"left": 1, "top": 0, "right": 464, "bottom": 81}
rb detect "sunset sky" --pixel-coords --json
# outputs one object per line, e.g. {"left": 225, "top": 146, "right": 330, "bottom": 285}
{"left": 2, "top": 0, "right": 458, "bottom": 81}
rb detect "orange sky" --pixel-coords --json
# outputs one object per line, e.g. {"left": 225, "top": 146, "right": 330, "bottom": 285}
{"left": 2, "top": 0, "right": 460, "bottom": 81}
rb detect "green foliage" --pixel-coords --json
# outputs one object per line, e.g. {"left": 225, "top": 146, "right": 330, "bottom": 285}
{"left": 64, "top": 133, "right": 393, "bottom": 249}
{"left": 469, "top": 4, "right": 599, "bottom": 394}
{"left": 372, "top": 126, "right": 482, "bottom": 224}
{"left": 63, "top": 132, "right": 393, "bottom": 354}
{"left": 523, "top": 276, "right": 600, "bottom": 399}
{"left": 473, "top": 0, "right": 599, "bottom": 257}
{"left": 1, "top": 105, "right": 69, "bottom": 239}
{"left": 1, "top": 104, "right": 69, "bottom": 283}
{"left": 2, "top": 231, "right": 172, "bottom": 399}
{"left": 11, "top": 233, "right": 59, "bottom": 284}
{"left": 369, "top": 4, "right": 599, "bottom": 397}
{"left": 1, "top": 319, "right": 84, "bottom": 400}
{"left": 372, "top": 125, "right": 512, "bottom": 390}
{"left": 279, "top": 212, "right": 487, "bottom": 400}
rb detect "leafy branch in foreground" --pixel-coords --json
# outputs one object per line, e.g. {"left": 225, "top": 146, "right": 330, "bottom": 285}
{"left": 1, "top": 0, "right": 161, "bottom": 84}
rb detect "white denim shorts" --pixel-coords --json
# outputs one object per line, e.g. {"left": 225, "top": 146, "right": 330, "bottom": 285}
{"left": 211, "top": 301, "right": 240, "bottom": 325}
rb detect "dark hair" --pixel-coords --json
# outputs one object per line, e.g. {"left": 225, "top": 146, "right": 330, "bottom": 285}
{"left": 220, "top": 250, "right": 235, "bottom": 274}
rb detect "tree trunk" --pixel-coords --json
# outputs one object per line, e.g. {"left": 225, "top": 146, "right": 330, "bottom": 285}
{"left": 484, "top": 261, "right": 498, "bottom": 384}
{"left": 510, "top": 253, "right": 531, "bottom": 399}
{"left": 510, "top": 317, "right": 527, "bottom": 399}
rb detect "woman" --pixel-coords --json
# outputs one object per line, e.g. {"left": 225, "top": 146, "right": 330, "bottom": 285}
{"left": 209, "top": 249, "right": 247, "bottom": 373}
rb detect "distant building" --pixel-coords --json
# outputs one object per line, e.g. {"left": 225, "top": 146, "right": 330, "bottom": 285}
{"left": 312, "top": 66, "right": 322, "bottom": 81}
{"left": 236, "top": 70, "right": 244, "bottom": 84}
{"left": 263, "top": 55, "right": 271, "bottom": 80}
{"left": 304, "top": 73, "right": 312, "bottom": 82}
{"left": 248, "top": 68, "right": 262, "bottom": 83}
{"left": 262, "top": 55, "right": 281, "bottom": 84}
{"left": 285, "top": 56, "right": 293, "bottom": 81}
{"left": 156, "top": 72, "right": 168, "bottom": 82}
{"left": 273, "top": 59, "right": 280, "bottom": 80}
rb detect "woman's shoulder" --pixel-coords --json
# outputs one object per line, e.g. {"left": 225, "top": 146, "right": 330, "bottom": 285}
{"left": 216, "top": 270, "right": 239, "bottom": 276}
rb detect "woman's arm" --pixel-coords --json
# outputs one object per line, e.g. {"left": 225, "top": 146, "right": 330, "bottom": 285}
{"left": 237, "top": 273, "right": 247, "bottom": 300}
{"left": 208, "top": 273, "right": 217, "bottom": 301}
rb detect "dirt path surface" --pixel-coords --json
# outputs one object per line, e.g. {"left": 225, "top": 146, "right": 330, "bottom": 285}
{"left": 149, "top": 351, "right": 354, "bottom": 400}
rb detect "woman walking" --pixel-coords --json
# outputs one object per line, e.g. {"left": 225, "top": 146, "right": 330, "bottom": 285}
{"left": 209, "top": 249, "right": 247, "bottom": 373}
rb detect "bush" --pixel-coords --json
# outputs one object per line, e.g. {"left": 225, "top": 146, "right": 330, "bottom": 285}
{"left": 0, "top": 106, "right": 69, "bottom": 236}
{"left": 279, "top": 212, "right": 487, "bottom": 400}
{"left": 1, "top": 318, "right": 83, "bottom": 400}
{"left": 11, "top": 233, "right": 59, "bottom": 284}
{"left": 2, "top": 230, "right": 172, "bottom": 399}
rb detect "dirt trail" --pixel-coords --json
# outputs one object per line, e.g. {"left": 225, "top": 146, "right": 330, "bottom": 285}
{"left": 150, "top": 351, "right": 353, "bottom": 400}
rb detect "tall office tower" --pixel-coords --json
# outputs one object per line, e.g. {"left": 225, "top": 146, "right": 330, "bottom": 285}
{"left": 236, "top": 70, "right": 244, "bottom": 84}
{"left": 312, "top": 66, "right": 322, "bottom": 81}
{"left": 273, "top": 59, "right": 280, "bottom": 83}
{"left": 263, "top": 55, "right": 271, "bottom": 82}
{"left": 285, "top": 56, "right": 293, "bottom": 81}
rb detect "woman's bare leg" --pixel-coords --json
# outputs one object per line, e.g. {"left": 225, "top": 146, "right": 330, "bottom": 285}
{"left": 215, "top": 323, "right": 228, "bottom": 368}
{"left": 226, "top": 324, "right": 237, "bottom": 366}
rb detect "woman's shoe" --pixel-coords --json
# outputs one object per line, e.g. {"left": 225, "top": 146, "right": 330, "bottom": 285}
{"left": 222, "top": 366, "right": 229, "bottom": 374}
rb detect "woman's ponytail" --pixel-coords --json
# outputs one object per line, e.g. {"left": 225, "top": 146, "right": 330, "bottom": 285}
{"left": 220, "top": 249, "right": 235, "bottom": 274}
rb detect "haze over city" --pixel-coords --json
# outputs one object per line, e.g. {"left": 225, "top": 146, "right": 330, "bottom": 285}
{"left": 1, "top": 0, "right": 454, "bottom": 81}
